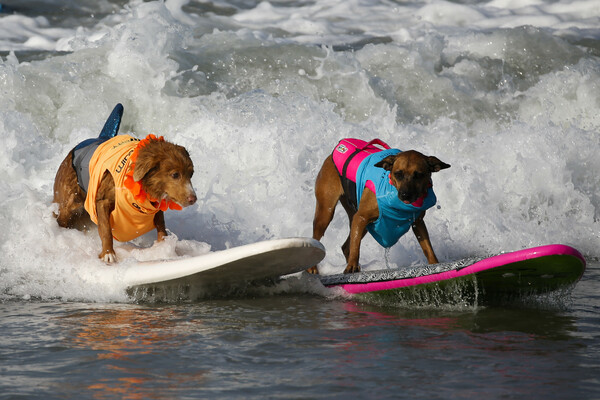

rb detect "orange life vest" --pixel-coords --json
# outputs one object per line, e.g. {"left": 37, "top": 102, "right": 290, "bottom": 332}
{"left": 84, "top": 135, "right": 160, "bottom": 242}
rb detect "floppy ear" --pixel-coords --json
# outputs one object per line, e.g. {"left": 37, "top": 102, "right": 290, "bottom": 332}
{"left": 374, "top": 155, "right": 398, "bottom": 171}
{"left": 133, "top": 155, "right": 159, "bottom": 182}
{"left": 427, "top": 156, "right": 450, "bottom": 172}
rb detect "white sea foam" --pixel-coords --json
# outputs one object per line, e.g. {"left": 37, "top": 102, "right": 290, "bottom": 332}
{"left": 0, "top": 0, "right": 598, "bottom": 301}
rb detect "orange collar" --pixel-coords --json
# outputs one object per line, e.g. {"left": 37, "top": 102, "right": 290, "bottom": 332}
{"left": 123, "top": 134, "right": 182, "bottom": 211}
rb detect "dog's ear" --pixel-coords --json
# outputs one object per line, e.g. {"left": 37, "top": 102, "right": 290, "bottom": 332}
{"left": 374, "top": 155, "right": 398, "bottom": 171}
{"left": 133, "top": 155, "right": 159, "bottom": 182}
{"left": 427, "top": 156, "right": 450, "bottom": 172}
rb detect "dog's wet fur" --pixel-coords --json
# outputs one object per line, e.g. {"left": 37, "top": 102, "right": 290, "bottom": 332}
{"left": 309, "top": 148, "right": 450, "bottom": 274}
{"left": 53, "top": 137, "right": 196, "bottom": 263}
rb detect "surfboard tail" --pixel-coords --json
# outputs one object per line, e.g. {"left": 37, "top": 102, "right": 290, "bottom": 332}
{"left": 98, "top": 103, "right": 124, "bottom": 140}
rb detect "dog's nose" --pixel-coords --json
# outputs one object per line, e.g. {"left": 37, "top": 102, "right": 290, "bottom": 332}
{"left": 399, "top": 192, "right": 414, "bottom": 204}
{"left": 188, "top": 193, "right": 197, "bottom": 205}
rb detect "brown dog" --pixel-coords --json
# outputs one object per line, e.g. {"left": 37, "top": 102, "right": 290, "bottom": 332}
{"left": 53, "top": 106, "right": 196, "bottom": 263}
{"left": 309, "top": 139, "right": 450, "bottom": 274}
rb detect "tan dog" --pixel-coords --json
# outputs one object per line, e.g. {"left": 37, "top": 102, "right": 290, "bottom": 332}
{"left": 53, "top": 105, "right": 196, "bottom": 263}
{"left": 309, "top": 139, "right": 450, "bottom": 274}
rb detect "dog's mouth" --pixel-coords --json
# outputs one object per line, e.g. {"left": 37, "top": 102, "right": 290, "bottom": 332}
{"left": 398, "top": 191, "right": 423, "bottom": 205}
{"left": 399, "top": 193, "right": 416, "bottom": 204}
{"left": 162, "top": 192, "right": 197, "bottom": 207}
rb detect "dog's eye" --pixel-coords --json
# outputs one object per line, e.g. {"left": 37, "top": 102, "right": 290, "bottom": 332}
{"left": 394, "top": 171, "right": 404, "bottom": 180}
{"left": 171, "top": 172, "right": 180, "bottom": 179}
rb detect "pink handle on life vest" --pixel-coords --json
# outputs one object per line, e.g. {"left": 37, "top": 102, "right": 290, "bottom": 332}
{"left": 361, "top": 139, "right": 390, "bottom": 151}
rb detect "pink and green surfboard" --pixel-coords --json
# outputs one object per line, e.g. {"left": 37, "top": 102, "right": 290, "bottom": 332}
{"left": 320, "top": 244, "right": 586, "bottom": 302}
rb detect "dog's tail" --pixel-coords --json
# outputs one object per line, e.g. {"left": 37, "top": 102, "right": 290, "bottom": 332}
{"left": 98, "top": 103, "right": 124, "bottom": 140}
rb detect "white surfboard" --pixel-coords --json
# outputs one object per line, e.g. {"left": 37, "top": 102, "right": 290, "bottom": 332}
{"left": 122, "top": 237, "right": 325, "bottom": 298}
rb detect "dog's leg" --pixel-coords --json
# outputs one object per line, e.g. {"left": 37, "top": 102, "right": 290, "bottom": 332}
{"left": 341, "top": 227, "right": 368, "bottom": 267}
{"left": 96, "top": 198, "right": 116, "bottom": 263}
{"left": 55, "top": 193, "right": 83, "bottom": 228}
{"left": 308, "top": 156, "right": 343, "bottom": 274}
{"left": 312, "top": 197, "right": 337, "bottom": 242}
{"left": 412, "top": 211, "right": 439, "bottom": 264}
{"left": 95, "top": 171, "right": 117, "bottom": 263}
{"left": 343, "top": 212, "right": 371, "bottom": 274}
{"left": 154, "top": 211, "right": 167, "bottom": 242}
{"left": 340, "top": 198, "right": 358, "bottom": 262}
{"left": 343, "top": 190, "right": 379, "bottom": 274}
{"left": 308, "top": 198, "right": 336, "bottom": 274}
{"left": 54, "top": 152, "right": 87, "bottom": 229}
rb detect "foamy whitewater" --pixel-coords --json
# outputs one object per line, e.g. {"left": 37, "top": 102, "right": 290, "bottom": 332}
{"left": 1, "top": 0, "right": 599, "bottom": 302}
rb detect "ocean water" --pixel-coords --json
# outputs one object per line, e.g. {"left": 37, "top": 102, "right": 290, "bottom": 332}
{"left": 1, "top": 0, "right": 599, "bottom": 398}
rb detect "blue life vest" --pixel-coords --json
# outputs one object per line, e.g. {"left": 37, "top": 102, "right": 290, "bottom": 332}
{"left": 355, "top": 149, "right": 437, "bottom": 248}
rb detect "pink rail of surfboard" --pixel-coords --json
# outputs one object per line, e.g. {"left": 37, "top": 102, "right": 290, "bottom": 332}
{"left": 331, "top": 244, "right": 586, "bottom": 294}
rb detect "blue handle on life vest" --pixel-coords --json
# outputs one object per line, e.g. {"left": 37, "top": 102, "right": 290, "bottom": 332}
{"left": 99, "top": 103, "right": 124, "bottom": 140}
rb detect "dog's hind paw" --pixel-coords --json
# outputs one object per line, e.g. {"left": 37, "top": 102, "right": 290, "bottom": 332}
{"left": 99, "top": 251, "right": 117, "bottom": 264}
{"left": 306, "top": 266, "right": 319, "bottom": 274}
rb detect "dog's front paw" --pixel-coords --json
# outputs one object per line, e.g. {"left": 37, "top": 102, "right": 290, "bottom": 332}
{"left": 343, "top": 264, "right": 361, "bottom": 274}
{"left": 99, "top": 250, "right": 117, "bottom": 264}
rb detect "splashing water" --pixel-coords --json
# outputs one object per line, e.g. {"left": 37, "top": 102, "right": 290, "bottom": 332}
{"left": 0, "top": 0, "right": 599, "bottom": 302}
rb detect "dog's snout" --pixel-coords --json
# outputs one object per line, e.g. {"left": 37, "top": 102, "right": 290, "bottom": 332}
{"left": 186, "top": 183, "right": 197, "bottom": 205}
{"left": 398, "top": 189, "right": 418, "bottom": 204}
